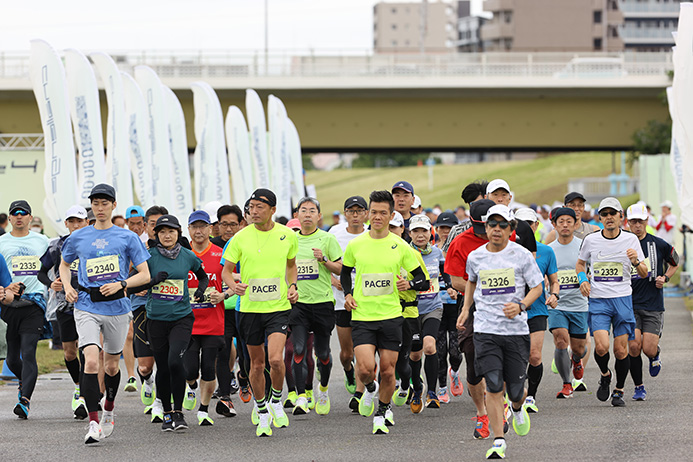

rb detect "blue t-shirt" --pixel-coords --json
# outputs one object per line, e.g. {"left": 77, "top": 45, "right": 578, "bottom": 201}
{"left": 416, "top": 246, "right": 444, "bottom": 315}
{"left": 632, "top": 233, "right": 675, "bottom": 312}
{"left": 0, "top": 253, "right": 12, "bottom": 287}
{"left": 0, "top": 231, "right": 50, "bottom": 299}
{"left": 528, "top": 242, "right": 558, "bottom": 319}
{"left": 61, "top": 225, "right": 150, "bottom": 316}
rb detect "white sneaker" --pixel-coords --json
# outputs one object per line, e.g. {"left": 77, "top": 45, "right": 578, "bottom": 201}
{"left": 150, "top": 398, "right": 164, "bottom": 423}
{"left": 293, "top": 396, "right": 310, "bottom": 415}
{"left": 100, "top": 410, "right": 115, "bottom": 437}
{"left": 269, "top": 401, "right": 289, "bottom": 428}
{"left": 384, "top": 407, "right": 394, "bottom": 426}
{"left": 84, "top": 421, "right": 103, "bottom": 444}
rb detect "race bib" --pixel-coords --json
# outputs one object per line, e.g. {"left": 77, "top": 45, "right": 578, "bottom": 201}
{"left": 190, "top": 287, "right": 216, "bottom": 309}
{"left": 11, "top": 256, "right": 39, "bottom": 276}
{"left": 557, "top": 269, "right": 579, "bottom": 290}
{"left": 362, "top": 273, "right": 394, "bottom": 296}
{"left": 69, "top": 259, "right": 80, "bottom": 276}
{"left": 631, "top": 258, "right": 651, "bottom": 280}
{"left": 248, "top": 278, "right": 281, "bottom": 302}
{"left": 151, "top": 279, "right": 185, "bottom": 301}
{"left": 297, "top": 259, "right": 320, "bottom": 281}
{"left": 86, "top": 255, "right": 120, "bottom": 282}
{"left": 593, "top": 261, "right": 623, "bottom": 282}
{"left": 479, "top": 268, "right": 515, "bottom": 295}
{"left": 418, "top": 277, "right": 440, "bottom": 300}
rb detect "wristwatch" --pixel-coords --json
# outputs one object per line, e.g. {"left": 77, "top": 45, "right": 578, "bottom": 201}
{"left": 664, "top": 275, "right": 670, "bottom": 283}
{"left": 120, "top": 280, "right": 127, "bottom": 289}
{"left": 519, "top": 303, "right": 526, "bottom": 312}
{"left": 551, "top": 292, "right": 560, "bottom": 301}
{"left": 289, "top": 282, "right": 298, "bottom": 290}
{"left": 408, "top": 280, "right": 415, "bottom": 290}
{"left": 224, "top": 291, "right": 231, "bottom": 300}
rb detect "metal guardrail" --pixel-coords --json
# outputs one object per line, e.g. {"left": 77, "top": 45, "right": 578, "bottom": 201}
{"left": 568, "top": 177, "right": 639, "bottom": 202}
{"left": 0, "top": 133, "right": 44, "bottom": 151}
{"left": 618, "top": 1, "right": 681, "bottom": 14}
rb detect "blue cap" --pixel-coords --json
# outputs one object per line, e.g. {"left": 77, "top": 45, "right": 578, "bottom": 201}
{"left": 188, "top": 210, "right": 211, "bottom": 225}
{"left": 126, "top": 205, "right": 145, "bottom": 219}
{"left": 391, "top": 180, "right": 414, "bottom": 195}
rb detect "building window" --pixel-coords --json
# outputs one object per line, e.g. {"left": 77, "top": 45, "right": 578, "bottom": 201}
{"left": 392, "top": 40, "right": 397, "bottom": 47}
{"left": 392, "top": 24, "right": 397, "bottom": 30}
{"left": 594, "top": 38, "right": 603, "bottom": 50}
{"left": 504, "top": 11, "right": 512, "bottom": 23}
{"left": 594, "top": 11, "right": 602, "bottom": 24}
{"left": 392, "top": 7, "right": 397, "bottom": 14}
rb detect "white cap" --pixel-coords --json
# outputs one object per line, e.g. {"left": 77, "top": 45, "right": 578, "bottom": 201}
{"left": 660, "top": 200, "right": 673, "bottom": 209}
{"left": 584, "top": 203, "right": 592, "bottom": 212}
{"left": 65, "top": 205, "right": 88, "bottom": 220}
{"left": 597, "top": 197, "right": 623, "bottom": 213}
{"left": 514, "top": 207, "right": 538, "bottom": 223}
{"left": 482, "top": 204, "right": 514, "bottom": 222}
{"left": 411, "top": 195, "right": 422, "bottom": 209}
{"left": 409, "top": 213, "right": 431, "bottom": 230}
{"left": 389, "top": 211, "right": 404, "bottom": 227}
{"left": 202, "top": 201, "right": 223, "bottom": 224}
{"left": 626, "top": 203, "right": 649, "bottom": 221}
{"left": 486, "top": 179, "right": 510, "bottom": 195}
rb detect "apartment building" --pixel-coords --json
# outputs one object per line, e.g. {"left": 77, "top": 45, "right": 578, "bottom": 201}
{"left": 619, "top": 0, "right": 679, "bottom": 52}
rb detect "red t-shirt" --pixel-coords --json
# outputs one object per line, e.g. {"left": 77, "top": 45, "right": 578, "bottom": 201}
{"left": 188, "top": 243, "right": 225, "bottom": 336}
{"left": 444, "top": 228, "right": 489, "bottom": 290}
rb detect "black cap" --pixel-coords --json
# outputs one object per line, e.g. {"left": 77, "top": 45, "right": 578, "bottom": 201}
{"left": 552, "top": 207, "right": 577, "bottom": 222}
{"left": 154, "top": 214, "right": 181, "bottom": 231}
{"left": 344, "top": 195, "right": 367, "bottom": 210}
{"left": 469, "top": 199, "right": 495, "bottom": 235}
{"left": 9, "top": 200, "right": 31, "bottom": 215}
{"left": 391, "top": 180, "right": 414, "bottom": 195}
{"left": 434, "top": 212, "right": 458, "bottom": 228}
{"left": 564, "top": 192, "right": 586, "bottom": 205}
{"left": 89, "top": 183, "right": 116, "bottom": 201}
{"left": 250, "top": 188, "right": 277, "bottom": 207}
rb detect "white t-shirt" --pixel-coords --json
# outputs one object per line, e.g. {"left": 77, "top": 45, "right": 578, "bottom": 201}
{"left": 329, "top": 223, "right": 367, "bottom": 311}
{"left": 549, "top": 237, "right": 588, "bottom": 312}
{"left": 656, "top": 214, "right": 676, "bottom": 245}
{"left": 578, "top": 229, "right": 645, "bottom": 299}
{"left": 466, "top": 241, "right": 544, "bottom": 336}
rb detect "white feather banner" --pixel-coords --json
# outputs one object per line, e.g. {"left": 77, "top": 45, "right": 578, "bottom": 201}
{"left": 245, "top": 89, "right": 271, "bottom": 189}
{"left": 225, "top": 105, "right": 254, "bottom": 204}
{"left": 286, "top": 118, "right": 306, "bottom": 204}
{"left": 163, "top": 86, "right": 194, "bottom": 221}
{"left": 267, "top": 95, "right": 292, "bottom": 218}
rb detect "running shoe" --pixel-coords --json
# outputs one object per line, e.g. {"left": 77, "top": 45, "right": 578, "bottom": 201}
{"left": 315, "top": 388, "right": 330, "bottom": 415}
{"left": 649, "top": 349, "right": 662, "bottom": 377}
{"left": 172, "top": 411, "right": 188, "bottom": 431}
{"left": 256, "top": 411, "right": 273, "bottom": 437}
{"left": 161, "top": 413, "right": 174, "bottom": 432}
{"left": 183, "top": 384, "right": 197, "bottom": 410}
{"left": 17, "top": 381, "right": 22, "bottom": 401}
{"left": 551, "top": 358, "right": 558, "bottom": 374}
{"left": 212, "top": 388, "right": 220, "bottom": 400}
{"left": 239, "top": 385, "right": 252, "bottom": 403}
{"left": 523, "top": 396, "right": 539, "bottom": 412}
{"left": 13, "top": 399, "right": 29, "bottom": 419}
{"left": 597, "top": 372, "right": 612, "bottom": 402}
{"left": 474, "top": 414, "right": 490, "bottom": 439}
{"left": 229, "top": 373, "right": 240, "bottom": 395}
{"left": 372, "top": 414, "right": 389, "bottom": 435}
{"left": 512, "top": 406, "right": 531, "bottom": 436}
{"left": 197, "top": 411, "right": 214, "bottom": 426}
{"left": 216, "top": 396, "right": 237, "bottom": 417}
{"left": 269, "top": 401, "right": 289, "bottom": 428}
{"left": 384, "top": 407, "right": 394, "bottom": 426}
{"left": 101, "top": 410, "right": 115, "bottom": 437}
{"left": 426, "top": 390, "right": 440, "bottom": 409}
{"left": 437, "top": 387, "right": 451, "bottom": 404}
{"left": 503, "top": 395, "right": 512, "bottom": 421}
{"left": 293, "top": 395, "right": 310, "bottom": 415}
{"left": 150, "top": 399, "right": 164, "bottom": 423}
{"left": 85, "top": 420, "right": 104, "bottom": 444}
{"left": 344, "top": 369, "right": 357, "bottom": 395}
{"left": 556, "top": 383, "right": 574, "bottom": 399}
{"left": 611, "top": 389, "right": 626, "bottom": 407}
{"left": 71, "top": 386, "right": 81, "bottom": 410}
{"left": 251, "top": 403, "right": 259, "bottom": 425}
{"left": 283, "top": 391, "right": 298, "bottom": 408}
{"left": 486, "top": 439, "right": 507, "bottom": 459}
{"left": 74, "top": 397, "right": 87, "bottom": 420}
{"left": 306, "top": 389, "right": 315, "bottom": 410}
{"left": 503, "top": 417, "right": 509, "bottom": 434}
{"left": 141, "top": 378, "right": 155, "bottom": 406}
{"left": 405, "top": 387, "right": 414, "bottom": 406}
{"left": 359, "top": 381, "right": 379, "bottom": 417}
{"left": 349, "top": 395, "right": 360, "bottom": 413}
{"left": 449, "top": 367, "right": 464, "bottom": 396}
{"left": 632, "top": 385, "right": 647, "bottom": 401}
{"left": 410, "top": 389, "right": 423, "bottom": 414}
{"left": 572, "top": 358, "right": 584, "bottom": 380}
{"left": 124, "top": 376, "right": 137, "bottom": 392}
{"left": 392, "top": 386, "right": 409, "bottom": 407}
{"left": 572, "top": 378, "right": 587, "bottom": 392}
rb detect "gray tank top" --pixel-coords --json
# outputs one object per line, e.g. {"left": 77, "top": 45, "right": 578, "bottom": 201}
{"left": 573, "top": 221, "right": 594, "bottom": 240}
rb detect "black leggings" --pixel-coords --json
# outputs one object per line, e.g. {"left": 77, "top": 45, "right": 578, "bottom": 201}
{"left": 395, "top": 317, "right": 414, "bottom": 388}
{"left": 5, "top": 333, "right": 40, "bottom": 400}
{"left": 437, "top": 304, "right": 463, "bottom": 387}
{"left": 148, "top": 315, "right": 193, "bottom": 413}
{"left": 184, "top": 338, "right": 221, "bottom": 383}
{"left": 292, "top": 326, "right": 329, "bottom": 394}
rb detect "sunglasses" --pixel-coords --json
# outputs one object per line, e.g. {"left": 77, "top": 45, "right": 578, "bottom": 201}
{"left": 11, "top": 210, "right": 28, "bottom": 216}
{"left": 599, "top": 210, "right": 619, "bottom": 217}
{"left": 486, "top": 219, "right": 510, "bottom": 229}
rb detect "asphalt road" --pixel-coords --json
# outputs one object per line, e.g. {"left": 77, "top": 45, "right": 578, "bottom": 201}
{"left": 1, "top": 297, "right": 692, "bottom": 461}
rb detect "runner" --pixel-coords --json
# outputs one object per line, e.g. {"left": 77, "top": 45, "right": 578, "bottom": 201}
{"left": 625, "top": 203, "right": 679, "bottom": 400}
{"left": 329, "top": 195, "right": 368, "bottom": 410}
{"left": 544, "top": 192, "right": 600, "bottom": 244}
{"left": 457, "top": 204, "right": 544, "bottom": 460}
{"left": 126, "top": 205, "right": 147, "bottom": 242}
{"left": 485, "top": 179, "right": 537, "bottom": 256}
{"left": 576, "top": 197, "right": 647, "bottom": 407}
{"left": 290, "top": 197, "right": 342, "bottom": 415}
{"left": 391, "top": 181, "right": 415, "bottom": 241}
{"left": 548, "top": 207, "right": 590, "bottom": 399}
{"left": 181, "top": 210, "right": 232, "bottom": 424}
{"left": 513, "top": 208, "right": 559, "bottom": 414}
{"left": 37, "top": 205, "right": 89, "bottom": 418}
{"left": 222, "top": 188, "right": 298, "bottom": 437}
{"left": 60, "top": 184, "right": 151, "bottom": 443}
{"left": 341, "top": 190, "right": 426, "bottom": 435}
{"left": 0, "top": 199, "right": 49, "bottom": 419}
{"left": 442, "top": 181, "right": 488, "bottom": 253}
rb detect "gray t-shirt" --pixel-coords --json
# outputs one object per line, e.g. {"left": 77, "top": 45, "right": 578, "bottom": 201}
{"left": 549, "top": 237, "right": 588, "bottom": 312}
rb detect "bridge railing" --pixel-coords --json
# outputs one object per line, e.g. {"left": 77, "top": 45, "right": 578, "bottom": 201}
{"left": 0, "top": 133, "right": 44, "bottom": 151}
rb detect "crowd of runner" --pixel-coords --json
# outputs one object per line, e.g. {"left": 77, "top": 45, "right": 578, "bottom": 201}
{"left": 0, "top": 179, "right": 679, "bottom": 459}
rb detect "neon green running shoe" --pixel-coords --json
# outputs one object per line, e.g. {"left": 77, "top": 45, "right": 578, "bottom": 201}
{"left": 359, "top": 382, "right": 379, "bottom": 417}
{"left": 197, "top": 411, "right": 214, "bottom": 426}
{"left": 372, "top": 414, "right": 389, "bottom": 434}
{"left": 283, "top": 391, "right": 298, "bottom": 409}
{"left": 141, "top": 379, "right": 155, "bottom": 406}
{"left": 344, "top": 366, "right": 357, "bottom": 395}
{"left": 269, "top": 402, "right": 289, "bottom": 428}
{"left": 512, "top": 406, "right": 531, "bottom": 436}
{"left": 486, "top": 439, "right": 507, "bottom": 459}
{"left": 315, "top": 388, "right": 330, "bottom": 415}
{"left": 392, "top": 387, "right": 409, "bottom": 407}
{"left": 71, "top": 386, "right": 81, "bottom": 411}
{"left": 183, "top": 385, "right": 197, "bottom": 411}
{"left": 256, "top": 411, "right": 272, "bottom": 437}
{"left": 251, "top": 404, "right": 259, "bottom": 425}
{"left": 306, "top": 389, "right": 315, "bottom": 410}
{"left": 551, "top": 358, "right": 558, "bottom": 374}
{"left": 293, "top": 395, "right": 310, "bottom": 415}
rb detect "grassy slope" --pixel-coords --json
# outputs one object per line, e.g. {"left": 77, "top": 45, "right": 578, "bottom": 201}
{"left": 306, "top": 152, "right": 618, "bottom": 214}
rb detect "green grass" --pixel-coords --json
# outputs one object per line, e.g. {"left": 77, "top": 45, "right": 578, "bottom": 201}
{"left": 306, "top": 152, "right": 623, "bottom": 215}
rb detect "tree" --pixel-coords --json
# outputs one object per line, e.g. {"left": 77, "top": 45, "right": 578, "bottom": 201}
{"left": 631, "top": 119, "right": 671, "bottom": 155}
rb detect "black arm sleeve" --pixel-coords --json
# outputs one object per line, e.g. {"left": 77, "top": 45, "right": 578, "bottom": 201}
{"left": 38, "top": 263, "right": 53, "bottom": 287}
{"left": 439, "top": 261, "right": 451, "bottom": 286}
{"left": 194, "top": 266, "right": 209, "bottom": 293}
{"left": 409, "top": 266, "right": 429, "bottom": 291}
{"left": 341, "top": 265, "right": 354, "bottom": 297}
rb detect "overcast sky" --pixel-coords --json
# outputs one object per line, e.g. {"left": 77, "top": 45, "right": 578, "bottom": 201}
{"left": 0, "top": 0, "right": 483, "bottom": 52}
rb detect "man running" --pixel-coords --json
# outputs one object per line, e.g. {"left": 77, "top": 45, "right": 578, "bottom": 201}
{"left": 391, "top": 181, "right": 415, "bottom": 241}
{"left": 442, "top": 181, "right": 488, "bottom": 252}
{"left": 0, "top": 199, "right": 49, "bottom": 419}
{"left": 60, "top": 184, "right": 151, "bottom": 443}
{"left": 576, "top": 197, "right": 646, "bottom": 407}
{"left": 457, "top": 204, "right": 543, "bottom": 460}
{"left": 625, "top": 203, "right": 679, "bottom": 400}
{"left": 222, "top": 188, "right": 297, "bottom": 437}
{"left": 341, "top": 190, "right": 426, "bottom": 435}
{"left": 544, "top": 192, "right": 600, "bottom": 244}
